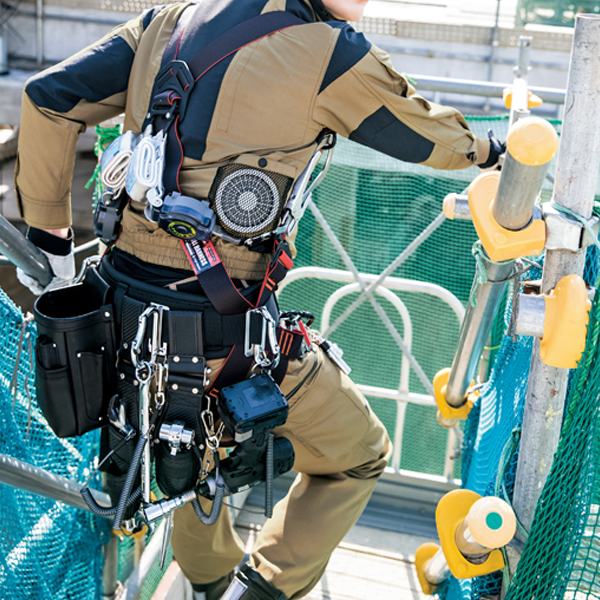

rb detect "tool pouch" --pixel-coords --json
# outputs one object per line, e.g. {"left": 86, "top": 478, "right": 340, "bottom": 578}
{"left": 33, "top": 267, "right": 117, "bottom": 438}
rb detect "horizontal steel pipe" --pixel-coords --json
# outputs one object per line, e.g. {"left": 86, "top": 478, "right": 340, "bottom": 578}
{"left": 515, "top": 294, "right": 545, "bottom": 338}
{"left": 410, "top": 75, "right": 566, "bottom": 105}
{"left": 0, "top": 452, "right": 111, "bottom": 517}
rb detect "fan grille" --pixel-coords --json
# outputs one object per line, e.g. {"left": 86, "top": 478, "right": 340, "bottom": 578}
{"left": 209, "top": 164, "right": 293, "bottom": 239}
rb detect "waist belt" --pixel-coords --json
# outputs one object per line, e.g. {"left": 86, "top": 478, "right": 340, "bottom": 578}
{"left": 99, "top": 255, "right": 304, "bottom": 371}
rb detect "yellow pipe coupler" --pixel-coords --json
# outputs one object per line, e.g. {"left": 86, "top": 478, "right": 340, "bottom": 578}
{"left": 540, "top": 274, "right": 591, "bottom": 369}
{"left": 468, "top": 172, "right": 546, "bottom": 262}
{"left": 436, "top": 490, "right": 512, "bottom": 580}
{"left": 415, "top": 543, "right": 443, "bottom": 595}
{"left": 433, "top": 368, "right": 474, "bottom": 428}
{"left": 503, "top": 87, "right": 543, "bottom": 110}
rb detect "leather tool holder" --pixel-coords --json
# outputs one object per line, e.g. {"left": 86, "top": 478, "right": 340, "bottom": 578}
{"left": 33, "top": 267, "right": 117, "bottom": 438}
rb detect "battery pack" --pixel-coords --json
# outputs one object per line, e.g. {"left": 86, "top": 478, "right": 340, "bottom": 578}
{"left": 217, "top": 374, "right": 288, "bottom": 442}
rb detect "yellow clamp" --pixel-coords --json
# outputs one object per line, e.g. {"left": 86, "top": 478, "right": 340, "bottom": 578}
{"left": 433, "top": 368, "right": 475, "bottom": 428}
{"left": 415, "top": 542, "right": 442, "bottom": 595}
{"left": 503, "top": 87, "right": 543, "bottom": 109}
{"left": 540, "top": 274, "right": 591, "bottom": 369}
{"left": 436, "top": 490, "right": 506, "bottom": 579}
{"left": 113, "top": 523, "right": 148, "bottom": 539}
{"left": 468, "top": 171, "right": 546, "bottom": 262}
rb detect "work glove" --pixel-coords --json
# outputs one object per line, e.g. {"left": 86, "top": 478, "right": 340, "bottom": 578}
{"left": 16, "top": 228, "right": 76, "bottom": 295}
{"left": 477, "top": 130, "right": 506, "bottom": 171}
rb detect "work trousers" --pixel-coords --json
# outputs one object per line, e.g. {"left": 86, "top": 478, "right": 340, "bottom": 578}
{"left": 171, "top": 344, "right": 392, "bottom": 599}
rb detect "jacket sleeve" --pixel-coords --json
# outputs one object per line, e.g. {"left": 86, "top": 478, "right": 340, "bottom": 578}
{"left": 14, "top": 8, "right": 162, "bottom": 230}
{"left": 312, "top": 24, "right": 490, "bottom": 171}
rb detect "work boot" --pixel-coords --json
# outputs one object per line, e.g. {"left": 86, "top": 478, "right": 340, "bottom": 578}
{"left": 221, "top": 564, "right": 287, "bottom": 600}
{"left": 191, "top": 571, "right": 234, "bottom": 600}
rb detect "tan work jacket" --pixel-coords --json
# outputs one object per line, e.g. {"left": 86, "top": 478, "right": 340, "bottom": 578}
{"left": 15, "top": 0, "right": 489, "bottom": 280}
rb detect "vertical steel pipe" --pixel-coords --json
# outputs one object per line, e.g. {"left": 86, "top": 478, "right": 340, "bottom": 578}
{"left": 512, "top": 14, "right": 600, "bottom": 535}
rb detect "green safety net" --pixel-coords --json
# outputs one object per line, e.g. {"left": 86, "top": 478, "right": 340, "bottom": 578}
{"left": 2, "top": 114, "right": 600, "bottom": 599}
{"left": 518, "top": 0, "right": 600, "bottom": 27}
{"left": 504, "top": 250, "right": 600, "bottom": 599}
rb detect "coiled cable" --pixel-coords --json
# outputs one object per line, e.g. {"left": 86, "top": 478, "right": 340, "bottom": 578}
{"left": 191, "top": 473, "right": 226, "bottom": 526}
{"left": 80, "top": 485, "right": 142, "bottom": 518}
{"left": 112, "top": 433, "right": 147, "bottom": 530}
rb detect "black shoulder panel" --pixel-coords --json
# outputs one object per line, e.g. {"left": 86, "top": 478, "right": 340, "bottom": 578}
{"left": 285, "top": 0, "right": 315, "bottom": 22}
{"left": 170, "top": 0, "right": 272, "bottom": 161}
{"left": 25, "top": 36, "right": 135, "bottom": 113}
{"left": 142, "top": 4, "right": 168, "bottom": 29}
{"left": 349, "top": 106, "right": 435, "bottom": 163}
{"left": 318, "top": 22, "right": 370, "bottom": 94}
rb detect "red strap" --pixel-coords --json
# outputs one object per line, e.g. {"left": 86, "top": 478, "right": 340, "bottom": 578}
{"left": 181, "top": 239, "right": 293, "bottom": 315}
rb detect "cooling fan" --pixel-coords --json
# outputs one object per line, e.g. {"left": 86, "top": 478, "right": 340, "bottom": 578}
{"left": 209, "top": 164, "right": 293, "bottom": 240}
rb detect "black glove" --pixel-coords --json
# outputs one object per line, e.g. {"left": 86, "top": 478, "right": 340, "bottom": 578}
{"left": 477, "top": 130, "right": 506, "bottom": 170}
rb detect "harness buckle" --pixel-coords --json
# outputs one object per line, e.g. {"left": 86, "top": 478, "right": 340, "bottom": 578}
{"left": 149, "top": 60, "right": 196, "bottom": 121}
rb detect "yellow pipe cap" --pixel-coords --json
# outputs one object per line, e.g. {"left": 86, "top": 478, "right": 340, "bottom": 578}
{"left": 540, "top": 274, "right": 591, "bottom": 369}
{"left": 506, "top": 117, "right": 559, "bottom": 166}
{"left": 466, "top": 496, "right": 517, "bottom": 550}
{"left": 436, "top": 490, "right": 506, "bottom": 579}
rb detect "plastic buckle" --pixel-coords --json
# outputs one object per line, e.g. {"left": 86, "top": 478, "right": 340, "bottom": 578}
{"left": 150, "top": 60, "right": 195, "bottom": 122}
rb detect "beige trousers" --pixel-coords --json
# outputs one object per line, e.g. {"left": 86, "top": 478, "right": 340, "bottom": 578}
{"left": 171, "top": 345, "right": 392, "bottom": 599}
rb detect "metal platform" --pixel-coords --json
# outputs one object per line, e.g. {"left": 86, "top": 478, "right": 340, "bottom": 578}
{"left": 151, "top": 470, "right": 450, "bottom": 600}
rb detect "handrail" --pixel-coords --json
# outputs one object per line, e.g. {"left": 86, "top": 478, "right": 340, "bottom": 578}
{"left": 278, "top": 266, "right": 464, "bottom": 480}
{"left": 0, "top": 236, "right": 100, "bottom": 267}
{"left": 0, "top": 452, "right": 111, "bottom": 517}
{"left": 410, "top": 74, "right": 566, "bottom": 105}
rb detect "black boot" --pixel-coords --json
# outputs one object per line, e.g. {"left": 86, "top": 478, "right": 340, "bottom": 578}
{"left": 191, "top": 571, "right": 234, "bottom": 600}
{"left": 221, "top": 564, "right": 287, "bottom": 600}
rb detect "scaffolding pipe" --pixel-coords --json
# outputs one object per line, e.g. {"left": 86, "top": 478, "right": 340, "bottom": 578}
{"left": 444, "top": 40, "right": 537, "bottom": 409}
{"left": 0, "top": 215, "right": 52, "bottom": 286}
{"left": 0, "top": 452, "right": 111, "bottom": 516}
{"left": 512, "top": 14, "right": 600, "bottom": 536}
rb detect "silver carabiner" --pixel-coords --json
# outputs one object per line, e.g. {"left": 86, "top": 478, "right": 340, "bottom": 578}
{"left": 245, "top": 306, "right": 280, "bottom": 371}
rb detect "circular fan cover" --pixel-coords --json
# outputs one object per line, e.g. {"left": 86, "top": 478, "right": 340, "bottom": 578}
{"left": 214, "top": 169, "right": 282, "bottom": 238}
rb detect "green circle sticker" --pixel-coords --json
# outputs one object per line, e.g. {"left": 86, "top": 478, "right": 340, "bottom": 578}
{"left": 486, "top": 512, "right": 503, "bottom": 530}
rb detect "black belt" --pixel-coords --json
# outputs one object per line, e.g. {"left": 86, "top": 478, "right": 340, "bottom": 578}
{"left": 99, "top": 254, "right": 289, "bottom": 361}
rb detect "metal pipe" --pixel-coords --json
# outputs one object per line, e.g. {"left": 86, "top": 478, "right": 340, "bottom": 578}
{"left": 513, "top": 14, "right": 600, "bottom": 536}
{"left": 0, "top": 452, "right": 112, "bottom": 516}
{"left": 424, "top": 549, "right": 452, "bottom": 584}
{"left": 116, "top": 519, "right": 167, "bottom": 600}
{"left": 0, "top": 34, "right": 8, "bottom": 74}
{"left": 102, "top": 534, "right": 120, "bottom": 600}
{"left": 514, "top": 294, "right": 545, "bottom": 338}
{"left": 492, "top": 156, "right": 550, "bottom": 231}
{"left": 409, "top": 75, "right": 566, "bottom": 105}
{"left": 421, "top": 496, "right": 516, "bottom": 587}
{"left": 0, "top": 215, "right": 52, "bottom": 286}
{"left": 36, "top": 0, "right": 44, "bottom": 65}
{"left": 445, "top": 255, "right": 514, "bottom": 406}
{"left": 510, "top": 37, "right": 533, "bottom": 125}
{"left": 0, "top": 236, "right": 100, "bottom": 266}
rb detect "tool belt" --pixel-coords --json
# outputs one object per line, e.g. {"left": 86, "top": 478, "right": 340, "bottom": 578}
{"left": 33, "top": 254, "right": 305, "bottom": 439}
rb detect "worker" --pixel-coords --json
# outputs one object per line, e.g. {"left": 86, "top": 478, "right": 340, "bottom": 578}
{"left": 14, "top": 0, "right": 504, "bottom": 598}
